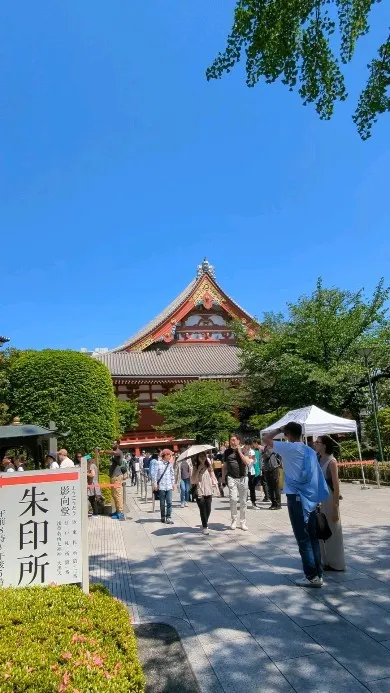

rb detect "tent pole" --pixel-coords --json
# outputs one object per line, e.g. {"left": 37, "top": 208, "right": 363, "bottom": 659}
{"left": 355, "top": 431, "right": 367, "bottom": 489}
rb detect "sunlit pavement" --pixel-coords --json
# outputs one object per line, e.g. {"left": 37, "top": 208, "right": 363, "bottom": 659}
{"left": 89, "top": 482, "right": 390, "bottom": 693}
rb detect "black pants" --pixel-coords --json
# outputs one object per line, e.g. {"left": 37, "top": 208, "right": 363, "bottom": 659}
{"left": 131, "top": 466, "right": 136, "bottom": 484}
{"left": 89, "top": 495, "right": 99, "bottom": 516}
{"left": 196, "top": 495, "right": 212, "bottom": 528}
{"left": 265, "top": 468, "right": 281, "bottom": 507}
{"left": 248, "top": 474, "right": 260, "bottom": 504}
{"left": 260, "top": 473, "right": 269, "bottom": 500}
{"left": 216, "top": 470, "right": 224, "bottom": 497}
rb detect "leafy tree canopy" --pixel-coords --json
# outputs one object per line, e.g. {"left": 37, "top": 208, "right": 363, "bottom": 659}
{"left": 238, "top": 278, "right": 390, "bottom": 419}
{"left": 249, "top": 407, "right": 289, "bottom": 432}
{"left": 8, "top": 350, "right": 118, "bottom": 454}
{"left": 115, "top": 398, "right": 139, "bottom": 438}
{"left": 207, "top": 1, "right": 389, "bottom": 139}
{"left": 0, "top": 349, "right": 10, "bottom": 425}
{"left": 154, "top": 380, "right": 241, "bottom": 443}
{"left": 365, "top": 407, "right": 390, "bottom": 458}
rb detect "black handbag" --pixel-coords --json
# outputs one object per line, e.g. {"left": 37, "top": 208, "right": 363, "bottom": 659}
{"left": 316, "top": 508, "right": 332, "bottom": 541}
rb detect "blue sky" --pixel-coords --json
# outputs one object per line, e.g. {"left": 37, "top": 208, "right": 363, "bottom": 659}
{"left": 1, "top": 1, "right": 389, "bottom": 351}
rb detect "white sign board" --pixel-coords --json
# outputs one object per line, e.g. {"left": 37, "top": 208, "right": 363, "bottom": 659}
{"left": 0, "top": 467, "right": 88, "bottom": 590}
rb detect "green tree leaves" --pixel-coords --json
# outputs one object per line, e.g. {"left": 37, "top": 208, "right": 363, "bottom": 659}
{"left": 353, "top": 31, "right": 390, "bottom": 139}
{"left": 207, "top": 0, "right": 388, "bottom": 138}
{"left": 7, "top": 350, "right": 118, "bottom": 454}
{"left": 238, "top": 278, "right": 390, "bottom": 419}
{"left": 115, "top": 398, "right": 139, "bottom": 438}
{"left": 154, "top": 380, "right": 241, "bottom": 443}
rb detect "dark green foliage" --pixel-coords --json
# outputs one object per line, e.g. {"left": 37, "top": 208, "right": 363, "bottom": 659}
{"left": 154, "top": 380, "right": 241, "bottom": 443}
{"left": 365, "top": 407, "right": 390, "bottom": 457}
{"left": 238, "top": 278, "right": 390, "bottom": 420}
{"left": 8, "top": 350, "right": 117, "bottom": 455}
{"left": 207, "top": 1, "right": 388, "bottom": 138}
{"left": 353, "top": 32, "right": 390, "bottom": 138}
{"left": 249, "top": 408, "right": 289, "bottom": 432}
{"left": 115, "top": 398, "right": 139, "bottom": 437}
{"left": 0, "top": 583, "right": 145, "bottom": 692}
{"left": 0, "top": 351, "right": 9, "bottom": 425}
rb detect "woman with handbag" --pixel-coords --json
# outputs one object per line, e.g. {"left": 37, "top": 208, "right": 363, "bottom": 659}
{"left": 191, "top": 452, "right": 218, "bottom": 535}
{"left": 87, "top": 458, "right": 102, "bottom": 518}
{"left": 314, "top": 435, "right": 345, "bottom": 571}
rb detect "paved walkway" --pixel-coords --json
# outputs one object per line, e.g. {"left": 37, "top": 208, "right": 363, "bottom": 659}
{"left": 89, "top": 482, "right": 390, "bottom": 693}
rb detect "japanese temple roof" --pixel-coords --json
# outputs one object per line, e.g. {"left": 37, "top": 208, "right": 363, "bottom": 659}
{"left": 112, "top": 259, "right": 254, "bottom": 352}
{"left": 95, "top": 345, "right": 241, "bottom": 378}
{"left": 0, "top": 423, "right": 55, "bottom": 442}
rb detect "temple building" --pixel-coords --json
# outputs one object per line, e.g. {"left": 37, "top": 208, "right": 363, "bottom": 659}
{"left": 95, "top": 260, "right": 256, "bottom": 454}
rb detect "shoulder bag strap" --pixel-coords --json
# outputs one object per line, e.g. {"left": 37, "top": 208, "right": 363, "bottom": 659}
{"left": 157, "top": 463, "right": 170, "bottom": 486}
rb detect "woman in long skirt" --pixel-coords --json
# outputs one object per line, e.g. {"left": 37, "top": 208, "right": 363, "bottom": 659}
{"left": 191, "top": 452, "right": 218, "bottom": 535}
{"left": 314, "top": 435, "right": 345, "bottom": 571}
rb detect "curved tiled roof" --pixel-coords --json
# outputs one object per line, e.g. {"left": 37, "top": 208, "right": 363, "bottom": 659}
{"left": 112, "top": 269, "right": 255, "bottom": 352}
{"left": 95, "top": 345, "right": 241, "bottom": 378}
{"left": 112, "top": 278, "right": 198, "bottom": 352}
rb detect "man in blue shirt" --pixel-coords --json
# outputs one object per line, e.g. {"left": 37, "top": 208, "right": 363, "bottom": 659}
{"left": 152, "top": 449, "right": 175, "bottom": 524}
{"left": 263, "top": 422, "right": 329, "bottom": 588}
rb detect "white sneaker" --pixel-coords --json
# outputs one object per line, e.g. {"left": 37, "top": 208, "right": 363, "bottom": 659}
{"left": 295, "top": 576, "right": 323, "bottom": 588}
{"left": 230, "top": 519, "right": 237, "bottom": 530}
{"left": 184, "top": 502, "right": 188, "bottom": 507}
{"left": 203, "top": 528, "right": 210, "bottom": 535}
{"left": 240, "top": 522, "right": 248, "bottom": 531}
{"left": 180, "top": 503, "right": 184, "bottom": 508}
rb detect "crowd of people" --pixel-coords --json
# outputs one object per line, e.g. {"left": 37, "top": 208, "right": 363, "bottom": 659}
{"left": 113, "top": 426, "right": 345, "bottom": 587}
{"left": 1, "top": 428, "right": 345, "bottom": 587}
{"left": 1, "top": 428, "right": 343, "bottom": 587}
{"left": 1, "top": 447, "right": 78, "bottom": 472}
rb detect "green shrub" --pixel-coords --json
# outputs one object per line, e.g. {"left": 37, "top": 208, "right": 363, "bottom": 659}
{"left": 99, "top": 472, "right": 112, "bottom": 506}
{"left": 8, "top": 350, "right": 117, "bottom": 455}
{"left": 0, "top": 583, "right": 145, "bottom": 692}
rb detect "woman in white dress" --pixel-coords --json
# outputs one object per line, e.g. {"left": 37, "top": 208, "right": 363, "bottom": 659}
{"left": 315, "top": 435, "right": 345, "bottom": 571}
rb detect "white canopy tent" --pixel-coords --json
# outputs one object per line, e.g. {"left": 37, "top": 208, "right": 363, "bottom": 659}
{"left": 261, "top": 405, "right": 366, "bottom": 485}
{"left": 261, "top": 405, "right": 357, "bottom": 437}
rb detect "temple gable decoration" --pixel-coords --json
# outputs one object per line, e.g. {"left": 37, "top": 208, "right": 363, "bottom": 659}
{"left": 112, "top": 258, "right": 256, "bottom": 353}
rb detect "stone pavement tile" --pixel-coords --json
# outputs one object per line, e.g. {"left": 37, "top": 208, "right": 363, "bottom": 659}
{"left": 136, "top": 594, "right": 188, "bottom": 621}
{"left": 184, "top": 601, "right": 249, "bottom": 648}
{"left": 239, "top": 566, "right": 293, "bottom": 591}
{"left": 262, "top": 554, "right": 303, "bottom": 576}
{"left": 345, "top": 579, "right": 390, "bottom": 611}
{"left": 316, "top": 590, "right": 390, "bottom": 642}
{"left": 304, "top": 621, "right": 390, "bottom": 682}
{"left": 169, "top": 575, "right": 223, "bottom": 606}
{"left": 196, "top": 674, "right": 225, "bottom": 693}
{"left": 366, "top": 679, "right": 390, "bottom": 692}
{"left": 275, "top": 653, "right": 370, "bottom": 693}
{"left": 326, "top": 567, "right": 369, "bottom": 582}
{"left": 131, "top": 572, "right": 177, "bottom": 597}
{"left": 141, "top": 614, "right": 217, "bottom": 682}
{"left": 240, "top": 609, "right": 323, "bottom": 661}
{"left": 214, "top": 580, "right": 276, "bottom": 616}
{"left": 194, "top": 560, "right": 243, "bottom": 585}
{"left": 202, "top": 635, "right": 295, "bottom": 693}
{"left": 268, "top": 586, "right": 340, "bottom": 627}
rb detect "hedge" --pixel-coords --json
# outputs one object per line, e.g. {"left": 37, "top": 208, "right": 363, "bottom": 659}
{"left": 0, "top": 583, "right": 145, "bottom": 692}
{"left": 8, "top": 350, "right": 117, "bottom": 456}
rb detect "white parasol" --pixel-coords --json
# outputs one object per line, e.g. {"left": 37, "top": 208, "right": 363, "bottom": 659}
{"left": 177, "top": 444, "right": 215, "bottom": 462}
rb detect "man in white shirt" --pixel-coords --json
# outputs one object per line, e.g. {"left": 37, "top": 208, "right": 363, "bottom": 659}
{"left": 58, "top": 449, "right": 75, "bottom": 468}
